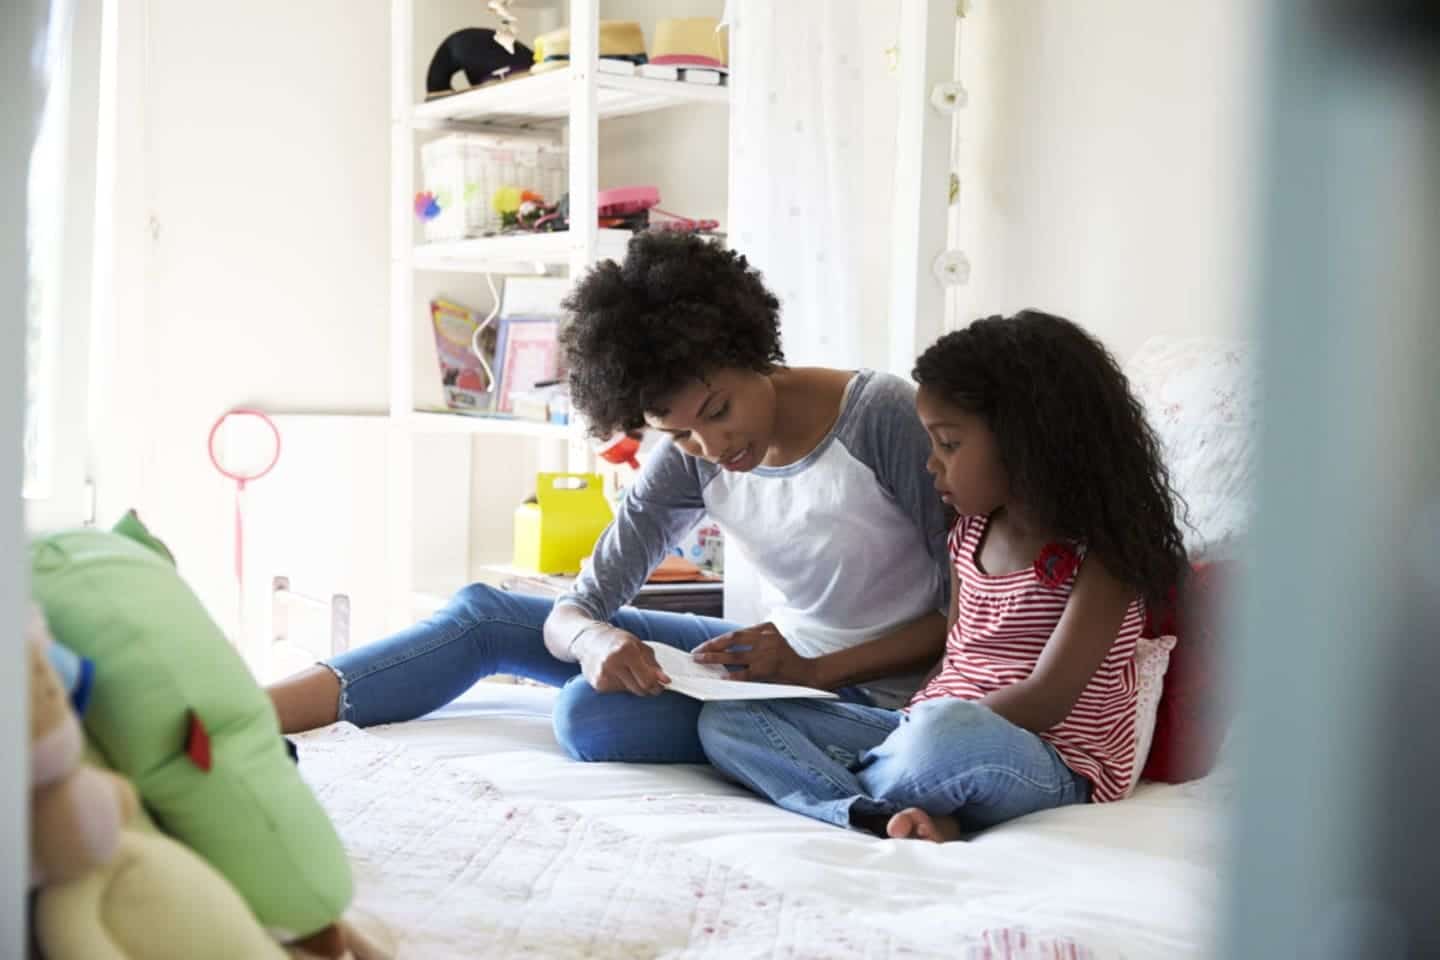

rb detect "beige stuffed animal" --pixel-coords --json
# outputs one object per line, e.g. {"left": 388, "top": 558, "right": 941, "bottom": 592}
{"left": 27, "top": 608, "right": 135, "bottom": 887}
{"left": 35, "top": 830, "right": 291, "bottom": 960}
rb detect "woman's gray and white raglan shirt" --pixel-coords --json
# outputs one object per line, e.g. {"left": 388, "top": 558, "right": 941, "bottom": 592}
{"left": 557, "top": 370, "right": 950, "bottom": 706}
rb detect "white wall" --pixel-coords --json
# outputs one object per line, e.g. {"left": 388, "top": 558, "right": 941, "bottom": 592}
{"left": 109, "top": 0, "right": 391, "bottom": 648}
{"left": 140, "top": 0, "right": 391, "bottom": 411}
{"left": 955, "top": 0, "right": 1259, "bottom": 358}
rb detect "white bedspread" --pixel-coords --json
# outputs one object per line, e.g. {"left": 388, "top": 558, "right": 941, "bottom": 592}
{"left": 298, "top": 684, "right": 1227, "bottom": 959}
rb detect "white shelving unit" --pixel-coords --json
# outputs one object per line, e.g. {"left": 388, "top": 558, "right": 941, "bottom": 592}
{"left": 408, "top": 410, "right": 578, "bottom": 438}
{"left": 412, "top": 227, "right": 632, "bottom": 274}
{"left": 385, "top": 0, "right": 729, "bottom": 628}
{"left": 411, "top": 65, "right": 728, "bottom": 129}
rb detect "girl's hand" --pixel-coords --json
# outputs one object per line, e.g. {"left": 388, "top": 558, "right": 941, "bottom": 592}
{"left": 692, "top": 623, "right": 817, "bottom": 686}
{"left": 576, "top": 626, "right": 671, "bottom": 696}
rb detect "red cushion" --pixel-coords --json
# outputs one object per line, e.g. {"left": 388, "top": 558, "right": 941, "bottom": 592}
{"left": 1141, "top": 561, "right": 1231, "bottom": 783}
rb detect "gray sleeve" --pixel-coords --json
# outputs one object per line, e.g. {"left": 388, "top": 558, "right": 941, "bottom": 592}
{"left": 555, "top": 438, "right": 712, "bottom": 622}
{"left": 842, "top": 372, "right": 953, "bottom": 609}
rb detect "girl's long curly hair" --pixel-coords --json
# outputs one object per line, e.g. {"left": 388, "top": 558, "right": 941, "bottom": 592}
{"left": 913, "top": 310, "right": 1187, "bottom": 606}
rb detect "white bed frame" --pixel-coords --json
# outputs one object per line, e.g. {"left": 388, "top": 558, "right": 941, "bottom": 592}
{"left": 270, "top": 576, "right": 351, "bottom": 660}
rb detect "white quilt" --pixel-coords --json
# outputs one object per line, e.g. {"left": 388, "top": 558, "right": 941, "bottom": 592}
{"left": 295, "top": 685, "right": 1229, "bottom": 959}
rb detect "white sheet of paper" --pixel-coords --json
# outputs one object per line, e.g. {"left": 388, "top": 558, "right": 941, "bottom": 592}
{"left": 645, "top": 642, "right": 838, "bottom": 701}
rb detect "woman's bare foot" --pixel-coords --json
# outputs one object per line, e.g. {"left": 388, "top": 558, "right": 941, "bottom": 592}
{"left": 885, "top": 807, "right": 963, "bottom": 843}
{"left": 267, "top": 665, "right": 343, "bottom": 734}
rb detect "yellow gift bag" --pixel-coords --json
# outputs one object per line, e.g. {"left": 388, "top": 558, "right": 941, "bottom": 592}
{"left": 513, "top": 473, "right": 613, "bottom": 574}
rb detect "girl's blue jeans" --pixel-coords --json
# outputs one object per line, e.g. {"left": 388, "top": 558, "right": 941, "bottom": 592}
{"left": 326, "top": 583, "right": 869, "bottom": 764}
{"left": 696, "top": 696, "right": 1092, "bottom": 833}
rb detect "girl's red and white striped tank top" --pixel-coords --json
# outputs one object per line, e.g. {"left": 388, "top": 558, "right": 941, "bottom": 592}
{"left": 909, "top": 513, "right": 1146, "bottom": 803}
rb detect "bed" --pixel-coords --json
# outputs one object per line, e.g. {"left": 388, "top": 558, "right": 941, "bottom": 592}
{"left": 295, "top": 337, "right": 1251, "bottom": 959}
{"left": 297, "top": 684, "right": 1230, "bottom": 960}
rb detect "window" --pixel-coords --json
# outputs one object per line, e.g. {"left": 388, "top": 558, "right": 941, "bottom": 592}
{"left": 23, "top": 0, "right": 104, "bottom": 531}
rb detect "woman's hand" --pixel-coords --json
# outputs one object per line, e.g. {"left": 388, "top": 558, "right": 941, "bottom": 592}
{"left": 692, "top": 623, "right": 818, "bottom": 686}
{"left": 575, "top": 625, "right": 671, "bottom": 696}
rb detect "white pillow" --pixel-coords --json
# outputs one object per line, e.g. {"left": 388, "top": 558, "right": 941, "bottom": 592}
{"left": 1127, "top": 337, "right": 1257, "bottom": 556}
{"left": 1128, "top": 633, "right": 1177, "bottom": 795}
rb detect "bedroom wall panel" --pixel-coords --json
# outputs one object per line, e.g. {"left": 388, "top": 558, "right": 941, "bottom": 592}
{"left": 957, "top": 0, "right": 1259, "bottom": 357}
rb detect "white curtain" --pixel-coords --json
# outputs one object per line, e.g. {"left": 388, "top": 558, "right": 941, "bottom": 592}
{"left": 726, "top": 0, "right": 867, "bottom": 370}
{"left": 721, "top": 0, "right": 871, "bottom": 626}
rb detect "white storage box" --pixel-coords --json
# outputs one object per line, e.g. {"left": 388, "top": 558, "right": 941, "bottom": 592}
{"left": 420, "top": 135, "right": 567, "bottom": 242}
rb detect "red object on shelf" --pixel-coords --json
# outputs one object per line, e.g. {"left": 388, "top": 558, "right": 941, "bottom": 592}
{"left": 596, "top": 433, "right": 641, "bottom": 469}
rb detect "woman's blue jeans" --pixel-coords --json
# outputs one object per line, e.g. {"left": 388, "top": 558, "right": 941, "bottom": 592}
{"left": 326, "top": 583, "right": 744, "bottom": 763}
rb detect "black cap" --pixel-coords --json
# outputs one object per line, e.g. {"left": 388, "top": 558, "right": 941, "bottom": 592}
{"left": 427, "top": 28, "right": 534, "bottom": 96}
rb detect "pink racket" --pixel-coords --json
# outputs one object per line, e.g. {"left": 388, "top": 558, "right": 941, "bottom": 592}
{"left": 207, "top": 410, "right": 282, "bottom": 602}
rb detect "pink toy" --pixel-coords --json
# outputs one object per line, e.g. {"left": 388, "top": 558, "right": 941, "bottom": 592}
{"left": 596, "top": 185, "right": 659, "bottom": 218}
{"left": 589, "top": 186, "right": 721, "bottom": 235}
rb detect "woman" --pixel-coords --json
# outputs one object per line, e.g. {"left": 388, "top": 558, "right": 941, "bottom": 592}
{"left": 268, "top": 232, "right": 951, "bottom": 764}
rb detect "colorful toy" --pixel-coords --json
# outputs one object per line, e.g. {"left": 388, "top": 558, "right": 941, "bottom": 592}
{"left": 29, "top": 517, "right": 354, "bottom": 950}
{"left": 491, "top": 185, "right": 523, "bottom": 216}
{"left": 413, "top": 191, "right": 442, "bottom": 221}
{"left": 492, "top": 186, "right": 558, "bottom": 230}
{"left": 481, "top": 182, "right": 720, "bottom": 237}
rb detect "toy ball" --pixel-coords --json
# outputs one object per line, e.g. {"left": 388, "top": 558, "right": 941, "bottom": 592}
{"left": 414, "top": 191, "right": 442, "bottom": 221}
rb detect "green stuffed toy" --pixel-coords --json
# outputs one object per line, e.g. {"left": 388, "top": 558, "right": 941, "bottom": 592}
{"left": 29, "top": 513, "right": 353, "bottom": 946}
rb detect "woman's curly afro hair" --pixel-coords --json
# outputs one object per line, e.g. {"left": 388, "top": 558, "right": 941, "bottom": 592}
{"left": 913, "top": 310, "right": 1188, "bottom": 607}
{"left": 560, "top": 231, "right": 783, "bottom": 438}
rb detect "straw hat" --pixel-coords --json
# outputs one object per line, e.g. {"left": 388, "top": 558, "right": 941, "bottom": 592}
{"left": 650, "top": 17, "right": 728, "bottom": 70}
{"left": 531, "top": 21, "right": 647, "bottom": 74}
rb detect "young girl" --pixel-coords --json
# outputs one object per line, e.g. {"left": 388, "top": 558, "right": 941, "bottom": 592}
{"left": 698, "top": 311, "right": 1187, "bottom": 840}
{"left": 267, "top": 232, "right": 952, "bottom": 764}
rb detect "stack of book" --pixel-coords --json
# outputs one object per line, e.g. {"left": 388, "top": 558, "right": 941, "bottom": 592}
{"left": 492, "top": 560, "right": 724, "bottom": 619}
{"left": 508, "top": 382, "right": 570, "bottom": 425}
{"left": 429, "top": 279, "right": 568, "bottom": 421}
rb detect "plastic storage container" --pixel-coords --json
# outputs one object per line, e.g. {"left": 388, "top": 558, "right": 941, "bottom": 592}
{"left": 420, "top": 135, "right": 567, "bottom": 242}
